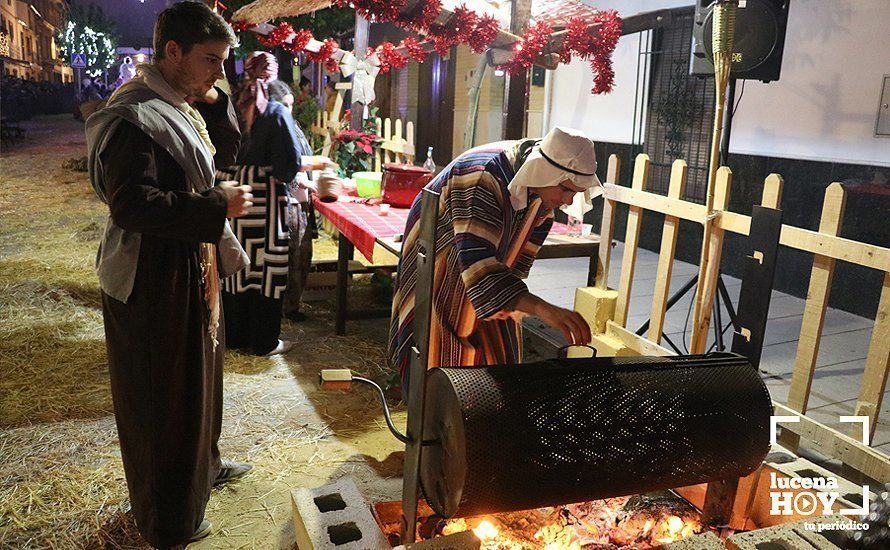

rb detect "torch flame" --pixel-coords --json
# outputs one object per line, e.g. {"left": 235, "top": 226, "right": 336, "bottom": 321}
{"left": 472, "top": 520, "right": 499, "bottom": 541}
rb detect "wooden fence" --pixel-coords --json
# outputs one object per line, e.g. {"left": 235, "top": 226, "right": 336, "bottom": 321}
{"left": 577, "top": 153, "right": 890, "bottom": 484}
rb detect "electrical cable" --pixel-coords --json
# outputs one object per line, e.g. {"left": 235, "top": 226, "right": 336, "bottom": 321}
{"left": 682, "top": 289, "right": 695, "bottom": 354}
{"left": 731, "top": 79, "right": 746, "bottom": 118}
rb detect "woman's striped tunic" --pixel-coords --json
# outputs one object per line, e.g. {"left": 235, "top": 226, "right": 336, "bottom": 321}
{"left": 388, "top": 140, "right": 553, "bottom": 390}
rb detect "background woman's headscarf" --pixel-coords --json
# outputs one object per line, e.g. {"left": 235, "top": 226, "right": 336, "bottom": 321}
{"left": 236, "top": 51, "right": 279, "bottom": 134}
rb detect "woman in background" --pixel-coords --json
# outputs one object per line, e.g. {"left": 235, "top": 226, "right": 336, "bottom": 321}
{"left": 268, "top": 79, "right": 318, "bottom": 322}
{"left": 218, "top": 51, "right": 299, "bottom": 355}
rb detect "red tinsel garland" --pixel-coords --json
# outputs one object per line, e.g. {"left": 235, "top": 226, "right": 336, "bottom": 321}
{"left": 428, "top": 4, "right": 478, "bottom": 57}
{"left": 468, "top": 13, "right": 500, "bottom": 54}
{"left": 307, "top": 37, "right": 338, "bottom": 63}
{"left": 399, "top": 0, "right": 442, "bottom": 32}
{"left": 258, "top": 22, "right": 294, "bottom": 48}
{"left": 350, "top": 0, "right": 406, "bottom": 23}
{"left": 230, "top": 20, "right": 256, "bottom": 33}
{"left": 286, "top": 36, "right": 338, "bottom": 74}
{"left": 400, "top": 37, "right": 428, "bottom": 63}
{"left": 561, "top": 11, "right": 622, "bottom": 94}
{"left": 376, "top": 42, "right": 408, "bottom": 73}
{"left": 501, "top": 20, "right": 552, "bottom": 75}
{"left": 325, "top": 57, "right": 341, "bottom": 74}
{"left": 282, "top": 28, "right": 313, "bottom": 55}
{"left": 238, "top": 3, "right": 622, "bottom": 95}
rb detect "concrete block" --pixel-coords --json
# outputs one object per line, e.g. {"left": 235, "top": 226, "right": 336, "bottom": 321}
{"left": 726, "top": 515, "right": 845, "bottom": 550}
{"left": 292, "top": 477, "right": 391, "bottom": 550}
{"left": 663, "top": 531, "right": 724, "bottom": 549}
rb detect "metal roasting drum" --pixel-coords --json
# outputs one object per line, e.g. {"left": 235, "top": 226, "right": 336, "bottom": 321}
{"left": 419, "top": 352, "right": 772, "bottom": 518}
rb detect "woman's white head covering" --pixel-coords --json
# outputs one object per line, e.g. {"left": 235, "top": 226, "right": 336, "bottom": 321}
{"left": 508, "top": 126, "right": 603, "bottom": 220}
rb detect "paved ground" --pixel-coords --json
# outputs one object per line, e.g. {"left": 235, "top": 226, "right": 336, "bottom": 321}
{"left": 526, "top": 241, "right": 890, "bottom": 454}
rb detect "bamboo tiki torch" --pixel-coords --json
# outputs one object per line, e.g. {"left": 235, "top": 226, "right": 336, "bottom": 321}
{"left": 690, "top": 0, "right": 737, "bottom": 353}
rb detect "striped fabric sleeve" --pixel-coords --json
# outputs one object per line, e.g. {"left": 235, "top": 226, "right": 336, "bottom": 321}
{"left": 514, "top": 212, "right": 554, "bottom": 280}
{"left": 450, "top": 169, "right": 528, "bottom": 320}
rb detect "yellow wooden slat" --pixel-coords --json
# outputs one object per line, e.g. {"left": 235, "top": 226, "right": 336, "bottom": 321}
{"left": 781, "top": 183, "right": 846, "bottom": 450}
{"left": 607, "top": 321, "right": 674, "bottom": 356}
{"left": 603, "top": 184, "right": 708, "bottom": 223}
{"left": 649, "top": 160, "right": 688, "bottom": 344}
{"left": 614, "top": 154, "right": 650, "bottom": 326}
{"left": 854, "top": 272, "right": 890, "bottom": 441}
{"left": 595, "top": 155, "right": 620, "bottom": 289}
{"left": 774, "top": 403, "right": 890, "bottom": 483}
{"left": 717, "top": 215, "right": 890, "bottom": 273}
{"left": 405, "top": 121, "right": 416, "bottom": 163}
{"left": 690, "top": 167, "right": 733, "bottom": 354}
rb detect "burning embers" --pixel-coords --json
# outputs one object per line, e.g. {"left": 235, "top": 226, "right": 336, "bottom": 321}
{"left": 433, "top": 494, "right": 702, "bottom": 549}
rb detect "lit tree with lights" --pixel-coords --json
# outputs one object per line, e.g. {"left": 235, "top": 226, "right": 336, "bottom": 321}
{"left": 57, "top": 3, "right": 118, "bottom": 78}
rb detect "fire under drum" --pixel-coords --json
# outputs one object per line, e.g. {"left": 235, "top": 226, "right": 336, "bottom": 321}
{"left": 418, "top": 352, "right": 772, "bottom": 519}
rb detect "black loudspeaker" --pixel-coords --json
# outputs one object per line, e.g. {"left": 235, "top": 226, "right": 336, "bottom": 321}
{"left": 690, "top": 0, "right": 790, "bottom": 82}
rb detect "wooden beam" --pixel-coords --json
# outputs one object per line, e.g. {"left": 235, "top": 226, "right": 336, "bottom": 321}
{"left": 602, "top": 184, "right": 708, "bottom": 223}
{"left": 781, "top": 183, "right": 846, "bottom": 450}
{"left": 649, "top": 160, "right": 688, "bottom": 344}
{"left": 503, "top": 0, "right": 531, "bottom": 139}
{"left": 614, "top": 154, "right": 649, "bottom": 326}
{"left": 774, "top": 225, "right": 890, "bottom": 273}
{"left": 606, "top": 321, "right": 673, "bottom": 356}
{"left": 595, "top": 155, "right": 620, "bottom": 289}
{"left": 349, "top": 14, "right": 370, "bottom": 131}
{"left": 716, "top": 214, "right": 890, "bottom": 273}
{"left": 853, "top": 271, "right": 890, "bottom": 442}
{"left": 600, "top": 175, "right": 889, "bottom": 274}
{"left": 774, "top": 402, "right": 890, "bottom": 483}
{"left": 690, "top": 167, "right": 733, "bottom": 354}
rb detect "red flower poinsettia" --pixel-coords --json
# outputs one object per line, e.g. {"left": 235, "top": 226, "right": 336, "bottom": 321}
{"left": 330, "top": 128, "right": 382, "bottom": 176}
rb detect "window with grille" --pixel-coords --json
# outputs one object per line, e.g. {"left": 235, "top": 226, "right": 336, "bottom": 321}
{"left": 643, "top": 15, "right": 715, "bottom": 204}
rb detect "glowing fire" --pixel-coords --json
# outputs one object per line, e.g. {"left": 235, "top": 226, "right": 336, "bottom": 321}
{"left": 472, "top": 520, "right": 499, "bottom": 541}
{"left": 440, "top": 497, "right": 703, "bottom": 549}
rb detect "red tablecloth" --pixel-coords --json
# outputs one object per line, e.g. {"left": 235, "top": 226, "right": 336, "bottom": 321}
{"left": 312, "top": 195, "right": 574, "bottom": 262}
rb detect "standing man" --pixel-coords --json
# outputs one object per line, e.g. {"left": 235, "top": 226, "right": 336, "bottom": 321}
{"left": 389, "top": 127, "right": 598, "bottom": 391}
{"left": 86, "top": 2, "right": 252, "bottom": 547}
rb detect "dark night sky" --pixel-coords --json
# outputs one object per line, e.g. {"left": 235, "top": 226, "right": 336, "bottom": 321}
{"left": 76, "top": 0, "right": 177, "bottom": 50}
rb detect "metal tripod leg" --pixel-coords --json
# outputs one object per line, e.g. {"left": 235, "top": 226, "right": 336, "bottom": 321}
{"left": 635, "top": 275, "right": 698, "bottom": 336}
{"left": 636, "top": 270, "right": 740, "bottom": 352}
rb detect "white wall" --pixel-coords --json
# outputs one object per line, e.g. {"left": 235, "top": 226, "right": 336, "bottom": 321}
{"left": 548, "top": 0, "right": 890, "bottom": 167}
{"left": 548, "top": 0, "right": 691, "bottom": 144}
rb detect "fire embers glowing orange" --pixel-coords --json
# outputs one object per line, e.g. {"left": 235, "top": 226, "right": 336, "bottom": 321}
{"left": 441, "top": 495, "right": 702, "bottom": 549}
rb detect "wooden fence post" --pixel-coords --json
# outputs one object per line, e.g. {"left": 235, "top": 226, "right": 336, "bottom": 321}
{"left": 780, "top": 182, "right": 846, "bottom": 450}
{"left": 649, "top": 160, "right": 688, "bottom": 343}
{"left": 614, "top": 154, "right": 650, "bottom": 327}
{"left": 595, "top": 154, "right": 621, "bottom": 289}
{"left": 854, "top": 271, "right": 890, "bottom": 442}
{"left": 690, "top": 167, "right": 732, "bottom": 354}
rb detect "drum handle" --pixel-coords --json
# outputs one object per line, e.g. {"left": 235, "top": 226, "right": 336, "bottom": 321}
{"left": 557, "top": 345, "right": 598, "bottom": 359}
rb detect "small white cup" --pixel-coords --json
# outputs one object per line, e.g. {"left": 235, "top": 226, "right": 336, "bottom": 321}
{"left": 581, "top": 223, "right": 593, "bottom": 237}
{"left": 379, "top": 203, "right": 390, "bottom": 216}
